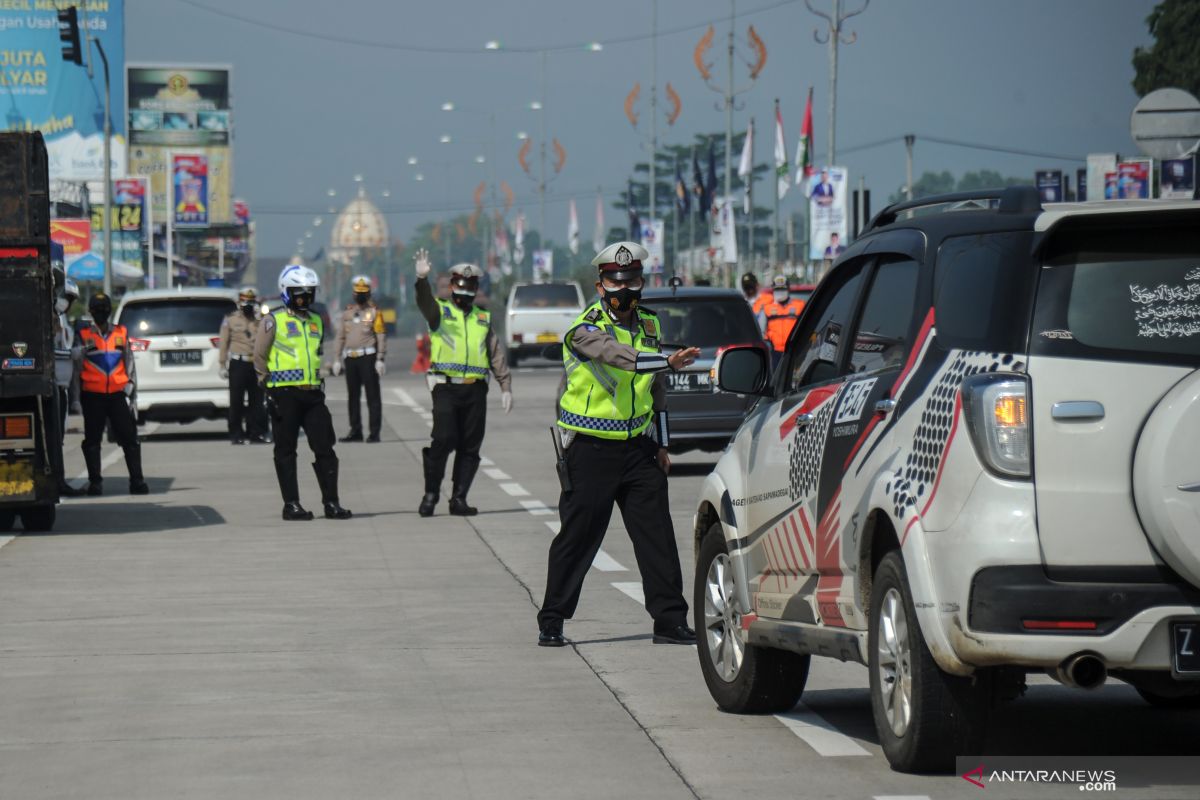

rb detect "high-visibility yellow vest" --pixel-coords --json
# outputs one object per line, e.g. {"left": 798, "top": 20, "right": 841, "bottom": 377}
{"left": 557, "top": 303, "right": 660, "bottom": 440}
{"left": 429, "top": 299, "right": 491, "bottom": 379}
{"left": 266, "top": 309, "right": 323, "bottom": 387}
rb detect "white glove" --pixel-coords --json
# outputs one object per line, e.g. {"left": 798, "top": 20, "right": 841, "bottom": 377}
{"left": 332, "top": 360, "right": 343, "bottom": 377}
{"left": 501, "top": 391, "right": 513, "bottom": 414}
{"left": 123, "top": 383, "right": 134, "bottom": 398}
{"left": 375, "top": 359, "right": 386, "bottom": 377}
{"left": 414, "top": 247, "right": 431, "bottom": 278}
{"left": 219, "top": 367, "right": 229, "bottom": 380}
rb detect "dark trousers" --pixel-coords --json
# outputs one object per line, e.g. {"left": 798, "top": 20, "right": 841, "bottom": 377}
{"left": 228, "top": 359, "right": 263, "bottom": 440}
{"left": 343, "top": 355, "right": 382, "bottom": 438}
{"left": 80, "top": 391, "right": 143, "bottom": 484}
{"left": 268, "top": 387, "right": 339, "bottom": 505}
{"left": 48, "top": 389, "right": 67, "bottom": 487}
{"left": 538, "top": 435, "right": 688, "bottom": 630}
{"left": 423, "top": 381, "right": 486, "bottom": 498}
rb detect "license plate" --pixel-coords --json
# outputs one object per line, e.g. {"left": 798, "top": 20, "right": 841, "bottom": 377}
{"left": 666, "top": 371, "right": 712, "bottom": 393}
{"left": 0, "top": 459, "right": 35, "bottom": 502}
{"left": 160, "top": 349, "right": 203, "bottom": 367}
{"left": 1172, "top": 621, "right": 1200, "bottom": 677}
{"left": 536, "top": 333, "right": 558, "bottom": 343}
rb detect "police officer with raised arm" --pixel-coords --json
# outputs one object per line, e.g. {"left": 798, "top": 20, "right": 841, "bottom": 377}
{"left": 536, "top": 241, "right": 701, "bottom": 647}
{"left": 413, "top": 248, "right": 512, "bottom": 517}
{"left": 331, "top": 275, "right": 387, "bottom": 443}
{"left": 218, "top": 286, "right": 268, "bottom": 445}
{"left": 254, "top": 264, "right": 352, "bottom": 522}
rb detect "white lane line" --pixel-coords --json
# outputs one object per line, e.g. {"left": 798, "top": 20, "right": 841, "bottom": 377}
{"left": 72, "top": 421, "right": 160, "bottom": 481}
{"left": 391, "top": 387, "right": 421, "bottom": 408}
{"left": 874, "top": 796, "right": 932, "bottom": 800}
{"left": 612, "top": 582, "right": 644, "bottom": 605}
{"left": 520, "top": 499, "right": 553, "bottom": 516}
{"left": 480, "top": 455, "right": 495, "bottom": 466}
{"left": 0, "top": 536, "right": 15, "bottom": 552}
{"left": 592, "top": 550, "right": 626, "bottom": 572}
{"left": 775, "top": 705, "right": 871, "bottom": 757}
{"left": 545, "top": 521, "right": 560, "bottom": 534}
{"left": 484, "top": 468, "right": 511, "bottom": 480}
{"left": 424, "top": 420, "right": 433, "bottom": 428}
{"left": 499, "top": 483, "right": 529, "bottom": 497}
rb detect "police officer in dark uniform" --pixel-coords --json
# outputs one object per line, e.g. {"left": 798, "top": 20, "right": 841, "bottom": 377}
{"left": 537, "top": 241, "right": 700, "bottom": 647}
{"left": 218, "top": 286, "right": 268, "bottom": 445}
{"left": 331, "top": 275, "right": 387, "bottom": 443}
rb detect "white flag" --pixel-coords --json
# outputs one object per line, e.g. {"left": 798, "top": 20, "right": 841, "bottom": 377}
{"left": 592, "top": 193, "right": 605, "bottom": 254}
{"left": 737, "top": 118, "right": 754, "bottom": 215}
{"left": 568, "top": 198, "right": 580, "bottom": 255}
{"left": 513, "top": 212, "right": 525, "bottom": 265}
{"left": 774, "top": 102, "right": 789, "bottom": 200}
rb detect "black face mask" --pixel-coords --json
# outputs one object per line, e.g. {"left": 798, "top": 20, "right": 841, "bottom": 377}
{"left": 90, "top": 302, "right": 111, "bottom": 326}
{"left": 451, "top": 293, "right": 475, "bottom": 312}
{"left": 290, "top": 289, "right": 315, "bottom": 310}
{"left": 241, "top": 303, "right": 256, "bottom": 318}
{"left": 354, "top": 293, "right": 369, "bottom": 306}
{"left": 604, "top": 286, "right": 641, "bottom": 314}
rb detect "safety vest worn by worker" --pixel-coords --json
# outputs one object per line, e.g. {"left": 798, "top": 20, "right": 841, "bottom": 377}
{"left": 266, "top": 309, "right": 323, "bottom": 388}
{"left": 79, "top": 324, "right": 131, "bottom": 394}
{"left": 557, "top": 303, "right": 659, "bottom": 440}
{"left": 764, "top": 298, "right": 805, "bottom": 352}
{"left": 428, "top": 299, "right": 491, "bottom": 379}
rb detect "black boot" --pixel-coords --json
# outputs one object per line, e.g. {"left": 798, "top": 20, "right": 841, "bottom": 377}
{"left": 274, "top": 454, "right": 301, "bottom": 511}
{"left": 83, "top": 444, "right": 103, "bottom": 495}
{"left": 313, "top": 459, "right": 352, "bottom": 520}
{"left": 419, "top": 447, "right": 444, "bottom": 518}
{"left": 339, "top": 431, "right": 362, "bottom": 443}
{"left": 449, "top": 454, "right": 481, "bottom": 516}
{"left": 282, "top": 502, "right": 314, "bottom": 521}
{"left": 125, "top": 446, "right": 149, "bottom": 495}
{"left": 418, "top": 493, "right": 438, "bottom": 517}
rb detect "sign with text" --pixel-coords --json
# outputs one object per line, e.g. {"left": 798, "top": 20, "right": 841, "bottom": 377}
{"left": 173, "top": 153, "right": 209, "bottom": 227}
{"left": 808, "top": 166, "right": 848, "bottom": 261}
{"left": 50, "top": 218, "right": 91, "bottom": 256}
{"left": 1035, "top": 170, "right": 1063, "bottom": 203}
{"left": 1160, "top": 157, "right": 1195, "bottom": 200}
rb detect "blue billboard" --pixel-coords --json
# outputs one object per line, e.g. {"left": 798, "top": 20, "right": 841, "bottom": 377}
{"left": 0, "top": 1, "right": 125, "bottom": 179}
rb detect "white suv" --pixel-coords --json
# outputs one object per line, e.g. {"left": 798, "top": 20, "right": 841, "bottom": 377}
{"left": 694, "top": 188, "right": 1200, "bottom": 772}
{"left": 114, "top": 288, "right": 238, "bottom": 425}
{"left": 504, "top": 282, "right": 585, "bottom": 367}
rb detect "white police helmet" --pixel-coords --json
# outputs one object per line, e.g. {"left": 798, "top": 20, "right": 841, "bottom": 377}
{"left": 63, "top": 278, "right": 80, "bottom": 300}
{"left": 278, "top": 263, "right": 320, "bottom": 305}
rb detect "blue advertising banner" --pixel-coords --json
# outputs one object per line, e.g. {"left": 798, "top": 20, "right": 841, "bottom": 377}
{"left": 1035, "top": 170, "right": 1063, "bottom": 203}
{"left": 1076, "top": 168, "right": 1088, "bottom": 201}
{"left": 0, "top": 1, "right": 126, "bottom": 179}
{"left": 173, "top": 153, "right": 208, "bottom": 227}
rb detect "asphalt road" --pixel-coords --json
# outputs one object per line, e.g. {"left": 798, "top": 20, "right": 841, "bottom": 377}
{"left": 1, "top": 352, "right": 1198, "bottom": 799}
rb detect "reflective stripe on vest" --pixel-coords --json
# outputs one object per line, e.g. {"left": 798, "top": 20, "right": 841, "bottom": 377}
{"left": 266, "top": 310, "right": 323, "bottom": 387}
{"left": 429, "top": 300, "right": 491, "bottom": 379}
{"left": 79, "top": 324, "right": 131, "bottom": 394}
{"left": 556, "top": 303, "right": 659, "bottom": 440}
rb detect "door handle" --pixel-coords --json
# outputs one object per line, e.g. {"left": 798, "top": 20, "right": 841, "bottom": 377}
{"left": 875, "top": 398, "right": 897, "bottom": 415}
{"left": 1051, "top": 401, "right": 1105, "bottom": 421}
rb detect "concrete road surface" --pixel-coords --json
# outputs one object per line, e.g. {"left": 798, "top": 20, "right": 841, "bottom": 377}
{"left": 1, "top": 352, "right": 1197, "bottom": 799}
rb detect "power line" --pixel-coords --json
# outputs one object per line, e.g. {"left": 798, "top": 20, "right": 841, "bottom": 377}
{"left": 839, "top": 133, "right": 1085, "bottom": 163}
{"left": 174, "top": 0, "right": 801, "bottom": 55}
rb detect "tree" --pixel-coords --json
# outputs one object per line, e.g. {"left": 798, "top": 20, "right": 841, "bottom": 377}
{"left": 888, "top": 170, "right": 1026, "bottom": 204}
{"left": 1132, "top": 0, "right": 1200, "bottom": 98}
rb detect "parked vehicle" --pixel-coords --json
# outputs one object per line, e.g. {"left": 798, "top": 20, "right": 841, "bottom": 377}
{"left": 692, "top": 187, "right": 1200, "bottom": 773}
{"left": 505, "top": 282, "right": 585, "bottom": 367}
{"left": 114, "top": 288, "right": 238, "bottom": 425}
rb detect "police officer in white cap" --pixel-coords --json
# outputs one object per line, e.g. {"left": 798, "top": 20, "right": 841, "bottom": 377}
{"left": 414, "top": 248, "right": 512, "bottom": 517}
{"left": 536, "top": 241, "right": 700, "bottom": 647}
{"left": 331, "top": 275, "right": 387, "bottom": 443}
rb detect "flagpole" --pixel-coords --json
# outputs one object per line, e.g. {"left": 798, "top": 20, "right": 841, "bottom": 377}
{"left": 672, "top": 152, "right": 679, "bottom": 275}
{"left": 745, "top": 118, "right": 754, "bottom": 271}
{"left": 689, "top": 145, "right": 696, "bottom": 282}
{"left": 649, "top": 0, "right": 658, "bottom": 249}
{"left": 772, "top": 99, "right": 780, "bottom": 271}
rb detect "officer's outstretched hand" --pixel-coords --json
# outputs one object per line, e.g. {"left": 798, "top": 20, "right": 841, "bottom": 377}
{"left": 331, "top": 360, "right": 343, "bottom": 377}
{"left": 502, "top": 391, "right": 513, "bottom": 414}
{"left": 414, "top": 247, "right": 432, "bottom": 278}
{"left": 667, "top": 347, "right": 701, "bottom": 371}
{"left": 375, "top": 360, "right": 386, "bottom": 377}
{"left": 657, "top": 448, "right": 671, "bottom": 475}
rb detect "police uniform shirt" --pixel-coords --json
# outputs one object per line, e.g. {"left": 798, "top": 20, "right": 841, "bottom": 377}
{"left": 253, "top": 311, "right": 317, "bottom": 385}
{"left": 333, "top": 302, "right": 387, "bottom": 360}
{"left": 563, "top": 310, "right": 667, "bottom": 415}
{"left": 218, "top": 310, "right": 259, "bottom": 369}
{"left": 414, "top": 277, "right": 513, "bottom": 393}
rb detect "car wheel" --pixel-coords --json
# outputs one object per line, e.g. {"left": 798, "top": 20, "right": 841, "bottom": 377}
{"left": 1135, "top": 687, "right": 1200, "bottom": 709}
{"left": 870, "top": 551, "right": 987, "bottom": 772}
{"left": 0, "top": 510, "right": 15, "bottom": 532}
{"left": 694, "top": 520, "right": 809, "bottom": 713}
{"left": 19, "top": 505, "right": 55, "bottom": 533}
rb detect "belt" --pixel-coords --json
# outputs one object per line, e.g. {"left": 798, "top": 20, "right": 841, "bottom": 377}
{"left": 270, "top": 384, "right": 322, "bottom": 392}
{"left": 429, "top": 373, "right": 480, "bottom": 385}
{"left": 345, "top": 347, "right": 377, "bottom": 358}
{"left": 229, "top": 353, "right": 252, "bottom": 362}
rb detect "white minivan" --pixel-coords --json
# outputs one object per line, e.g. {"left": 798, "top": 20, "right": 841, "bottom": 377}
{"left": 504, "top": 282, "right": 585, "bottom": 367}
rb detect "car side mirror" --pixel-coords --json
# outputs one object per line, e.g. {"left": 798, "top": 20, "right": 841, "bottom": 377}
{"left": 714, "top": 346, "right": 771, "bottom": 396}
{"left": 541, "top": 343, "right": 563, "bottom": 361}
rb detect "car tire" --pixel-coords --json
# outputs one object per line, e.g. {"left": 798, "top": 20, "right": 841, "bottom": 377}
{"left": 694, "top": 520, "right": 809, "bottom": 713}
{"left": 19, "top": 505, "right": 55, "bottom": 533}
{"left": 869, "top": 551, "right": 987, "bottom": 772}
{"left": 0, "top": 510, "right": 15, "bottom": 532}
{"left": 1135, "top": 687, "right": 1200, "bottom": 709}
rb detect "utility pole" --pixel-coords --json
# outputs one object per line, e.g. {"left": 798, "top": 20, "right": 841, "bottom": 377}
{"left": 905, "top": 133, "right": 915, "bottom": 201}
{"left": 806, "top": 0, "right": 869, "bottom": 166}
{"left": 649, "top": 0, "right": 658, "bottom": 239}
{"left": 672, "top": 152, "right": 679, "bottom": 273}
{"left": 745, "top": 121, "right": 754, "bottom": 267}
{"left": 539, "top": 52, "right": 547, "bottom": 254}
{"left": 688, "top": 145, "right": 696, "bottom": 281}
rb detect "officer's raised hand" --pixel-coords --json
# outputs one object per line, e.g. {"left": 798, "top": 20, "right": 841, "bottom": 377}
{"left": 415, "top": 248, "right": 431, "bottom": 278}
{"left": 667, "top": 347, "right": 701, "bottom": 371}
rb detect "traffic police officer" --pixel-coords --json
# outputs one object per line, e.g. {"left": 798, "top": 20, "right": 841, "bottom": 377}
{"left": 763, "top": 274, "right": 805, "bottom": 368}
{"left": 78, "top": 292, "right": 149, "bottom": 496}
{"left": 536, "top": 241, "right": 700, "bottom": 647}
{"left": 413, "top": 248, "right": 512, "bottom": 517}
{"left": 219, "top": 287, "right": 268, "bottom": 445}
{"left": 253, "top": 264, "right": 352, "bottom": 522}
{"left": 331, "top": 275, "right": 387, "bottom": 443}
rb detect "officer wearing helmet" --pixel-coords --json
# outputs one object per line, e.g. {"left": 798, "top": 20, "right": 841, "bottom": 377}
{"left": 78, "top": 292, "right": 149, "bottom": 496}
{"left": 218, "top": 287, "right": 268, "bottom": 445}
{"left": 331, "top": 275, "right": 387, "bottom": 443}
{"left": 536, "top": 241, "right": 700, "bottom": 647}
{"left": 253, "top": 264, "right": 352, "bottom": 521}
{"left": 763, "top": 274, "right": 805, "bottom": 368}
{"left": 413, "top": 248, "right": 512, "bottom": 517}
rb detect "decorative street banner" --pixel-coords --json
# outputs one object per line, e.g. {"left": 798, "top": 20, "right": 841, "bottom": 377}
{"left": 532, "top": 249, "right": 553, "bottom": 283}
{"left": 90, "top": 177, "right": 147, "bottom": 274}
{"left": 50, "top": 219, "right": 91, "bottom": 257}
{"left": 1117, "top": 160, "right": 1152, "bottom": 199}
{"left": 0, "top": 0, "right": 126, "bottom": 179}
{"left": 1076, "top": 168, "right": 1088, "bottom": 201}
{"left": 173, "top": 153, "right": 209, "bottom": 227}
{"left": 638, "top": 218, "right": 665, "bottom": 273}
{"left": 1035, "top": 170, "right": 1063, "bottom": 203}
{"left": 808, "top": 166, "right": 848, "bottom": 261}
{"left": 1160, "top": 157, "right": 1195, "bottom": 200}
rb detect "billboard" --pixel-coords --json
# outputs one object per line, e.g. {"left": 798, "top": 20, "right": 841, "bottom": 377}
{"left": 173, "top": 153, "right": 209, "bottom": 227}
{"left": 90, "top": 177, "right": 147, "bottom": 274}
{"left": 808, "top": 166, "right": 848, "bottom": 261}
{"left": 50, "top": 218, "right": 91, "bottom": 256}
{"left": 0, "top": 1, "right": 126, "bottom": 179}
{"left": 638, "top": 218, "right": 666, "bottom": 273}
{"left": 1117, "top": 160, "right": 1152, "bottom": 199}
{"left": 1086, "top": 153, "right": 1118, "bottom": 202}
{"left": 1160, "top": 157, "right": 1195, "bottom": 200}
{"left": 126, "top": 65, "right": 232, "bottom": 224}
{"left": 1035, "top": 170, "right": 1063, "bottom": 203}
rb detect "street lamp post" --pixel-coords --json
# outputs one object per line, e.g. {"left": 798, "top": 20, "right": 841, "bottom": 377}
{"left": 805, "top": 0, "right": 869, "bottom": 167}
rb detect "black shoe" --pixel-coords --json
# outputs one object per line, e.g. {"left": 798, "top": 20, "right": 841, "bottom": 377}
{"left": 418, "top": 493, "right": 438, "bottom": 517}
{"left": 339, "top": 432, "right": 363, "bottom": 443}
{"left": 538, "top": 625, "right": 566, "bottom": 647}
{"left": 86, "top": 481, "right": 103, "bottom": 497}
{"left": 231, "top": 437, "right": 246, "bottom": 445}
{"left": 282, "top": 502, "right": 314, "bottom": 521}
{"left": 365, "top": 434, "right": 381, "bottom": 443}
{"left": 247, "top": 434, "right": 270, "bottom": 445}
{"left": 57, "top": 482, "right": 84, "bottom": 498}
{"left": 324, "top": 501, "right": 352, "bottom": 520}
{"left": 652, "top": 624, "right": 697, "bottom": 645}
{"left": 448, "top": 496, "right": 477, "bottom": 516}
{"left": 129, "top": 480, "right": 150, "bottom": 495}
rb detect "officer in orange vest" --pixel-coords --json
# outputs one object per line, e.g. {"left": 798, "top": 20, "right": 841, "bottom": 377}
{"left": 78, "top": 293, "right": 149, "bottom": 496}
{"left": 762, "top": 275, "right": 805, "bottom": 368}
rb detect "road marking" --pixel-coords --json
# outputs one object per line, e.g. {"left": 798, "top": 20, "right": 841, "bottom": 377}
{"left": 545, "top": 521, "right": 560, "bottom": 534}
{"left": 520, "top": 499, "right": 553, "bottom": 516}
{"left": 0, "top": 536, "right": 15, "bottom": 552}
{"left": 484, "top": 468, "right": 511, "bottom": 480}
{"left": 874, "top": 796, "right": 932, "bottom": 800}
{"left": 775, "top": 705, "right": 870, "bottom": 757}
{"left": 480, "top": 455, "right": 495, "bottom": 466}
{"left": 612, "top": 582, "right": 644, "bottom": 604}
{"left": 391, "top": 387, "right": 421, "bottom": 408}
{"left": 499, "top": 483, "right": 529, "bottom": 497}
{"left": 592, "top": 550, "right": 626, "bottom": 572}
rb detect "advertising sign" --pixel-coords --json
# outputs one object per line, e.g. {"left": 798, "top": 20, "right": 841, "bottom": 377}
{"left": 234, "top": 198, "right": 250, "bottom": 225}
{"left": 50, "top": 219, "right": 91, "bottom": 256}
{"left": 0, "top": 1, "right": 126, "bottom": 179}
{"left": 1035, "top": 170, "right": 1064, "bottom": 203}
{"left": 1104, "top": 172, "right": 1119, "bottom": 200}
{"left": 1076, "top": 168, "right": 1088, "bottom": 202}
{"left": 1117, "top": 160, "right": 1152, "bottom": 199}
{"left": 173, "top": 153, "right": 209, "bottom": 227}
{"left": 1087, "top": 153, "right": 1119, "bottom": 202}
{"left": 638, "top": 218, "right": 665, "bottom": 273}
{"left": 90, "top": 178, "right": 147, "bottom": 274}
{"left": 532, "top": 249, "right": 553, "bottom": 283}
{"left": 808, "top": 166, "right": 848, "bottom": 261}
{"left": 1160, "top": 157, "right": 1196, "bottom": 200}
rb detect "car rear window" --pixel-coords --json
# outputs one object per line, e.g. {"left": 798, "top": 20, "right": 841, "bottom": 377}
{"left": 512, "top": 284, "right": 580, "bottom": 309}
{"left": 641, "top": 298, "right": 761, "bottom": 348}
{"left": 934, "top": 231, "right": 1036, "bottom": 352}
{"left": 1033, "top": 223, "right": 1200, "bottom": 365}
{"left": 119, "top": 299, "right": 235, "bottom": 336}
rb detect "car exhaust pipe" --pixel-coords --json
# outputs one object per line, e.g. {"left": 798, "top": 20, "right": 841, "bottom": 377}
{"left": 1053, "top": 653, "right": 1107, "bottom": 690}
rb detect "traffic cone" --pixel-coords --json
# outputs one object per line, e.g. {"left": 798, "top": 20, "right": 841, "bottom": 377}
{"left": 411, "top": 333, "right": 431, "bottom": 373}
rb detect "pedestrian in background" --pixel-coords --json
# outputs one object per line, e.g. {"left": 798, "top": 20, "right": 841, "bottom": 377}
{"left": 763, "top": 274, "right": 805, "bottom": 369}
{"left": 331, "top": 275, "right": 387, "bottom": 443}
{"left": 219, "top": 286, "right": 269, "bottom": 445}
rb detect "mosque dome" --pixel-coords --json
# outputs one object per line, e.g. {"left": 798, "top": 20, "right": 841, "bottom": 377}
{"left": 331, "top": 187, "right": 388, "bottom": 251}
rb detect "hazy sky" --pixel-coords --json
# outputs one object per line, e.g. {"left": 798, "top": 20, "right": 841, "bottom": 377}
{"left": 128, "top": 0, "right": 1157, "bottom": 258}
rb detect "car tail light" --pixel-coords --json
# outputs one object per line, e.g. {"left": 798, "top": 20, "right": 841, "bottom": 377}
{"left": 129, "top": 338, "right": 151, "bottom": 352}
{"left": 1022, "top": 619, "right": 1097, "bottom": 631}
{"left": 1, "top": 414, "right": 33, "bottom": 440}
{"left": 962, "top": 373, "right": 1031, "bottom": 478}
{"left": 209, "top": 337, "right": 222, "bottom": 348}
{"left": 513, "top": 333, "right": 524, "bottom": 343}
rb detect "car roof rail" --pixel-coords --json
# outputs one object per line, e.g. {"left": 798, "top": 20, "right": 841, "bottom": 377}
{"left": 862, "top": 185, "right": 1042, "bottom": 234}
